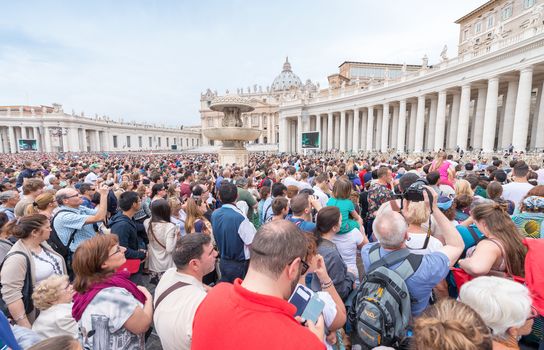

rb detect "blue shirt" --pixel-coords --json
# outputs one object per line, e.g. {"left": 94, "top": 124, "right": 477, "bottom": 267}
{"left": 361, "top": 242, "right": 450, "bottom": 316}
{"left": 53, "top": 206, "right": 99, "bottom": 252}
{"left": 285, "top": 215, "right": 316, "bottom": 233}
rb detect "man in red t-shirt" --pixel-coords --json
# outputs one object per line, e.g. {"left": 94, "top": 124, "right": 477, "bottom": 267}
{"left": 179, "top": 170, "right": 193, "bottom": 200}
{"left": 191, "top": 220, "right": 325, "bottom": 350}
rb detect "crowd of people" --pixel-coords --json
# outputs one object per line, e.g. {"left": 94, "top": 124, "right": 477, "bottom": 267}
{"left": 0, "top": 149, "right": 543, "bottom": 350}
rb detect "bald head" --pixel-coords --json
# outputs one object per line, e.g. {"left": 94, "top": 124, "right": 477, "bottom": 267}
{"left": 372, "top": 211, "right": 407, "bottom": 249}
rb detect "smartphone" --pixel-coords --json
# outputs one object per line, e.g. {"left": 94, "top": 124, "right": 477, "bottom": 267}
{"left": 288, "top": 284, "right": 325, "bottom": 324}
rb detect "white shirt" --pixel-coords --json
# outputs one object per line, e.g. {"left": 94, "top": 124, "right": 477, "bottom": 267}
{"left": 405, "top": 232, "right": 444, "bottom": 255}
{"left": 502, "top": 182, "right": 534, "bottom": 208}
{"left": 332, "top": 228, "right": 364, "bottom": 274}
{"left": 154, "top": 269, "right": 207, "bottom": 350}
{"left": 283, "top": 176, "right": 302, "bottom": 189}
{"left": 312, "top": 186, "right": 329, "bottom": 208}
{"left": 32, "top": 303, "right": 78, "bottom": 339}
{"left": 84, "top": 171, "right": 98, "bottom": 184}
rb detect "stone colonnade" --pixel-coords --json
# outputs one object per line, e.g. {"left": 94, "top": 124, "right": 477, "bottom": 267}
{"left": 279, "top": 65, "right": 544, "bottom": 153}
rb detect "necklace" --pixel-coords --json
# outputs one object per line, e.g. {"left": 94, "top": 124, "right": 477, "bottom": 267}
{"left": 31, "top": 249, "right": 63, "bottom": 276}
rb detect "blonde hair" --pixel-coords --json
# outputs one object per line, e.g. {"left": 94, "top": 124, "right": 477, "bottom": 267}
{"left": 24, "top": 192, "right": 56, "bottom": 216}
{"left": 413, "top": 299, "right": 492, "bottom": 350}
{"left": 455, "top": 179, "right": 474, "bottom": 197}
{"left": 405, "top": 201, "right": 429, "bottom": 226}
{"left": 32, "top": 275, "right": 69, "bottom": 311}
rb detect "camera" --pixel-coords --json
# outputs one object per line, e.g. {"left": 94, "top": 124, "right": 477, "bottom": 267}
{"left": 402, "top": 179, "right": 429, "bottom": 202}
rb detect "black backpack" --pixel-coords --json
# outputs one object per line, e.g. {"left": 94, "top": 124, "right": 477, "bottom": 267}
{"left": 47, "top": 210, "right": 78, "bottom": 261}
{"left": 0, "top": 252, "right": 34, "bottom": 319}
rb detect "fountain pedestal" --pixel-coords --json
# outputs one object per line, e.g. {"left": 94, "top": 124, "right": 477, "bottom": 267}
{"left": 202, "top": 95, "right": 261, "bottom": 166}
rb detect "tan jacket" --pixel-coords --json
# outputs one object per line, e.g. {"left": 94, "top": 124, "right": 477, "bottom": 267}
{"left": 0, "top": 239, "right": 67, "bottom": 322}
{"left": 144, "top": 220, "right": 178, "bottom": 273}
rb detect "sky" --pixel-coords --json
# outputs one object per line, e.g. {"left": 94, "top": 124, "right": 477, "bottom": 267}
{"left": 0, "top": 0, "right": 484, "bottom": 127}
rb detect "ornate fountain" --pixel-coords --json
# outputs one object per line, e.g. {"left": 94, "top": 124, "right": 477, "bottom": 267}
{"left": 203, "top": 94, "right": 261, "bottom": 166}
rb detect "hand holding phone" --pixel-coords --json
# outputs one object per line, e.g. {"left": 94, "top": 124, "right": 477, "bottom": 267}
{"left": 288, "top": 285, "right": 325, "bottom": 324}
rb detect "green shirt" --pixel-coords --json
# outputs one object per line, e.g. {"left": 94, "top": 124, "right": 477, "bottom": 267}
{"left": 327, "top": 197, "right": 360, "bottom": 234}
{"left": 237, "top": 188, "right": 257, "bottom": 219}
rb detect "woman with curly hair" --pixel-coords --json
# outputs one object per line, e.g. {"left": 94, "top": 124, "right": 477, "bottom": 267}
{"left": 31, "top": 275, "right": 77, "bottom": 338}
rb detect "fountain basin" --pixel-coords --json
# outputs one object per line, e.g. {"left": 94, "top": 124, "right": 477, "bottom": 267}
{"left": 203, "top": 127, "right": 261, "bottom": 142}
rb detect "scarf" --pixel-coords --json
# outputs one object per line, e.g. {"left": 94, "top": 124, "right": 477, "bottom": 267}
{"left": 72, "top": 270, "right": 146, "bottom": 321}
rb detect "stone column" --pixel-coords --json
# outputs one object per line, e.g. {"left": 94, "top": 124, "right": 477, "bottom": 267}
{"left": 414, "top": 95, "right": 426, "bottom": 152}
{"left": 366, "top": 107, "right": 374, "bottom": 151}
{"left": 427, "top": 97, "right": 438, "bottom": 150}
{"left": 61, "top": 131, "right": 70, "bottom": 152}
{"left": 297, "top": 115, "right": 303, "bottom": 153}
{"left": 391, "top": 104, "right": 399, "bottom": 150}
{"left": 353, "top": 108, "right": 360, "bottom": 151}
{"left": 8, "top": 126, "right": 16, "bottom": 153}
{"left": 258, "top": 115, "right": 264, "bottom": 143}
{"left": 32, "top": 127, "right": 40, "bottom": 151}
{"left": 347, "top": 112, "right": 354, "bottom": 151}
{"left": 334, "top": 114, "right": 340, "bottom": 149}
{"left": 512, "top": 67, "right": 533, "bottom": 151}
{"left": 408, "top": 101, "right": 417, "bottom": 151}
{"left": 482, "top": 77, "right": 500, "bottom": 152}
{"left": 279, "top": 116, "right": 287, "bottom": 152}
{"left": 316, "top": 114, "right": 322, "bottom": 150}
{"left": 535, "top": 81, "right": 544, "bottom": 149}
{"left": 448, "top": 92, "right": 461, "bottom": 149}
{"left": 81, "top": 129, "right": 88, "bottom": 152}
{"left": 501, "top": 80, "right": 518, "bottom": 149}
{"left": 395, "top": 100, "right": 406, "bottom": 152}
{"left": 95, "top": 130, "right": 101, "bottom": 152}
{"left": 381, "top": 103, "right": 390, "bottom": 152}
{"left": 43, "top": 128, "right": 52, "bottom": 152}
{"left": 456, "top": 84, "right": 471, "bottom": 150}
{"left": 473, "top": 87, "right": 487, "bottom": 150}
{"left": 327, "top": 113, "right": 334, "bottom": 151}
{"left": 20, "top": 126, "right": 27, "bottom": 140}
{"left": 339, "top": 111, "right": 346, "bottom": 151}
{"left": 361, "top": 109, "right": 368, "bottom": 151}
{"left": 376, "top": 109, "right": 383, "bottom": 151}
{"left": 433, "top": 91, "right": 447, "bottom": 151}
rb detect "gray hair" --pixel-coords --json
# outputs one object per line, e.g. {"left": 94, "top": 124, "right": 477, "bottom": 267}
{"left": 372, "top": 211, "right": 407, "bottom": 248}
{"left": 0, "top": 190, "right": 18, "bottom": 203}
{"left": 55, "top": 188, "right": 75, "bottom": 206}
{"left": 460, "top": 276, "right": 531, "bottom": 338}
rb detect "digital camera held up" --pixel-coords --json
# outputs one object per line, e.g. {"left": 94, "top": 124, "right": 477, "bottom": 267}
{"left": 402, "top": 179, "right": 429, "bottom": 202}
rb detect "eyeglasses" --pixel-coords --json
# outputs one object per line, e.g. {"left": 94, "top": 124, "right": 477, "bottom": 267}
{"left": 299, "top": 259, "right": 310, "bottom": 275}
{"left": 65, "top": 194, "right": 79, "bottom": 199}
{"left": 527, "top": 306, "right": 539, "bottom": 321}
{"left": 108, "top": 246, "right": 122, "bottom": 257}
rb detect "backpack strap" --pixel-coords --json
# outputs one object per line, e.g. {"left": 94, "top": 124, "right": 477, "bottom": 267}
{"left": 52, "top": 210, "right": 79, "bottom": 248}
{"left": 368, "top": 247, "right": 411, "bottom": 272}
{"left": 394, "top": 254, "right": 423, "bottom": 280}
{"left": 467, "top": 225, "right": 483, "bottom": 244}
{"left": 154, "top": 281, "right": 190, "bottom": 309}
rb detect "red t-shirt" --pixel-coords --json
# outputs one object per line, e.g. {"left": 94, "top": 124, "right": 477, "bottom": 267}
{"left": 191, "top": 279, "right": 326, "bottom": 350}
{"left": 179, "top": 182, "right": 191, "bottom": 199}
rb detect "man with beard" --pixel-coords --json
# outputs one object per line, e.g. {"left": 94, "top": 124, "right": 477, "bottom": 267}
{"left": 191, "top": 220, "right": 325, "bottom": 350}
